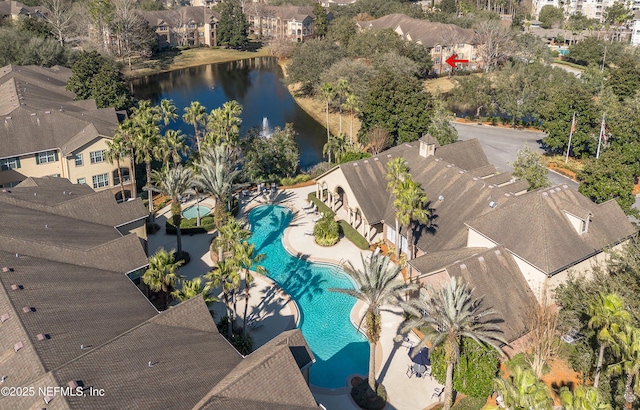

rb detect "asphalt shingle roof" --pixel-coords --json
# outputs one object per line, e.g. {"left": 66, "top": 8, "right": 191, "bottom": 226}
{"left": 466, "top": 185, "right": 636, "bottom": 274}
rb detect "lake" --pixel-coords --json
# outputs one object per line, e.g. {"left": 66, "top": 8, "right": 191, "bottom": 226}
{"left": 130, "top": 57, "right": 327, "bottom": 169}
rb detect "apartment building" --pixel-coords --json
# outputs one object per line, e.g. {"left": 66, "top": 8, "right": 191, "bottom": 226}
{"left": 357, "top": 14, "right": 483, "bottom": 75}
{"left": 246, "top": 5, "right": 320, "bottom": 42}
{"left": 0, "top": 65, "right": 135, "bottom": 201}
{"left": 138, "top": 6, "right": 220, "bottom": 49}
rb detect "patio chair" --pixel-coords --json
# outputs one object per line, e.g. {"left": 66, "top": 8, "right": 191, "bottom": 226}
{"left": 406, "top": 364, "right": 416, "bottom": 379}
{"left": 312, "top": 212, "right": 324, "bottom": 222}
{"left": 400, "top": 336, "right": 416, "bottom": 350}
{"left": 305, "top": 205, "right": 317, "bottom": 214}
{"left": 432, "top": 387, "right": 444, "bottom": 399}
{"left": 302, "top": 201, "right": 314, "bottom": 210}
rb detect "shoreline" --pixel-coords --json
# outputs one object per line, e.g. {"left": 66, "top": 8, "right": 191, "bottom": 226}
{"left": 122, "top": 46, "right": 272, "bottom": 79}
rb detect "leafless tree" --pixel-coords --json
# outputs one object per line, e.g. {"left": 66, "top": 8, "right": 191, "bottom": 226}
{"left": 269, "top": 37, "right": 296, "bottom": 59}
{"left": 112, "top": 0, "right": 154, "bottom": 70}
{"left": 366, "top": 125, "right": 390, "bottom": 155}
{"left": 42, "top": 0, "right": 75, "bottom": 46}
{"left": 474, "top": 20, "right": 513, "bottom": 72}
{"left": 524, "top": 288, "right": 561, "bottom": 378}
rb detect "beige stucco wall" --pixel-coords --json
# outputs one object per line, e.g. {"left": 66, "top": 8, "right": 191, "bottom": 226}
{"left": 0, "top": 153, "right": 63, "bottom": 187}
{"left": 510, "top": 253, "right": 548, "bottom": 300}
{"left": 316, "top": 169, "right": 369, "bottom": 226}
{"left": 0, "top": 137, "right": 133, "bottom": 195}
{"left": 466, "top": 227, "right": 498, "bottom": 249}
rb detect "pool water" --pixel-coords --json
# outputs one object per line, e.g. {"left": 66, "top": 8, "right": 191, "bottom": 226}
{"left": 248, "top": 205, "right": 369, "bottom": 389}
{"left": 182, "top": 204, "right": 211, "bottom": 219}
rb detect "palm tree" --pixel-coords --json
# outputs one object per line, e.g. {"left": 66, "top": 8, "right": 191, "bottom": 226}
{"left": 105, "top": 134, "right": 128, "bottom": 202}
{"left": 319, "top": 83, "right": 334, "bottom": 142}
{"left": 331, "top": 253, "right": 415, "bottom": 392}
{"left": 114, "top": 119, "right": 137, "bottom": 199}
{"left": 610, "top": 325, "right": 640, "bottom": 409}
{"left": 182, "top": 101, "right": 207, "bottom": 152}
{"left": 171, "top": 277, "right": 219, "bottom": 307}
{"left": 219, "top": 100, "right": 243, "bottom": 145}
{"left": 214, "top": 217, "right": 251, "bottom": 263}
{"left": 159, "top": 98, "right": 178, "bottom": 127}
{"left": 235, "top": 241, "right": 267, "bottom": 336}
{"left": 151, "top": 165, "right": 193, "bottom": 256}
{"left": 159, "top": 129, "right": 189, "bottom": 168}
{"left": 205, "top": 258, "right": 240, "bottom": 338}
{"left": 385, "top": 158, "right": 410, "bottom": 260}
{"left": 394, "top": 178, "right": 430, "bottom": 260}
{"left": 143, "top": 249, "right": 184, "bottom": 310}
{"left": 343, "top": 92, "right": 360, "bottom": 143}
{"left": 131, "top": 101, "right": 161, "bottom": 220}
{"left": 323, "top": 133, "right": 348, "bottom": 164}
{"left": 494, "top": 365, "right": 553, "bottom": 410}
{"left": 588, "top": 292, "right": 630, "bottom": 388}
{"left": 401, "top": 277, "right": 507, "bottom": 410}
{"left": 335, "top": 78, "right": 350, "bottom": 136}
{"left": 559, "top": 385, "right": 612, "bottom": 410}
{"left": 194, "top": 144, "right": 240, "bottom": 228}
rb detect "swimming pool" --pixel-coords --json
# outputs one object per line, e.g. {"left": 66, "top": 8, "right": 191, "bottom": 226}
{"left": 248, "top": 205, "right": 369, "bottom": 389}
{"left": 182, "top": 204, "right": 211, "bottom": 219}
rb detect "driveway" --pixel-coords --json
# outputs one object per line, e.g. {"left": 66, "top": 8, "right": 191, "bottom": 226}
{"left": 452, "top": 122, "right": 579, "bottom": 189}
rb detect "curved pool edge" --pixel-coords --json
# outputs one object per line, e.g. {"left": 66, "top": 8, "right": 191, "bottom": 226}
{"left": 246, "top": 203, "right": 370, "bottom": 389}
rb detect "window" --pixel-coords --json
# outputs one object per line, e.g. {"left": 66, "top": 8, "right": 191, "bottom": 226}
{"left": 471, "top": 54, "right": 477, "bottom": 61}
{"left": 48, "top": 174, "right": 60, "bottom": 178}
{"left": 74, "top": 153, "right": 83, "bottom": 166}
{"left": 90, "top": 150, "right": 106, "bottom": 164}
{"left": 188, "top": 23, "right": 196, "bottom": 29}
{"left": 36, "top": 150, "right": 57, "bottom": 164}
{"left": 77, "top": 178, "right": 86, "bottom": 185}
{"left": 92, "top": 173, "right": 109, "bottom": 189}
{"left": 435, "top": 46, "right": 441, "bottom": 53}
{"left": 386, "top": 226, "right": 396, "bottom": 244}
{"left": 0, "top": 157, "right": 20, "bottom": 171}
{"left": 434, "top": 57, "right": 441, "bottom": 65}
{"left": 159, "top": 26, "right": 168, "bottom": 31}
{"left": 113, "top": 168, "right": 130, "bottom": 185}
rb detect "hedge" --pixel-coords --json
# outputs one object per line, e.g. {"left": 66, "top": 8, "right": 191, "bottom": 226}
{"left": 338, "top": 220, "right": 369, "bottom": 250}
{"left": 307, "top": 192, "right": 333, "bottom": 215}
{"left": 451, "top": 396, "right": 487, "bottom": 410}
{"left": 165, "top": 215, "right": 215, "bottom": 235}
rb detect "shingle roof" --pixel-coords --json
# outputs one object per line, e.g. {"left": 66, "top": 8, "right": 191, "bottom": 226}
{"left": 357, "top": 13, "right": 478, "bottom": 47}
{"left": 444, "top": 247, "right": 538, "bottom": 342}
{"left": 138, "top": 6, "right": 220, "bottom": 27}
{"left": 466, "top": 185, "right": 636, "bottom": 275}
{"left": 332, "top": 138, "right": 523, "bottom": 252}
{"left": 0, "top": 65, "right": 120, "bottom": 158}
{"left": 259, "top": 5, "right": 315, "bottom": 22}
{"left": 408, "top": 247, "right": 486, "bottom": 275}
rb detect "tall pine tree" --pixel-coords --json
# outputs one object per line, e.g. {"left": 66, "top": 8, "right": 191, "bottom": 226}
{"left": 218, "top": 0, "right": 249, "bottom": 49}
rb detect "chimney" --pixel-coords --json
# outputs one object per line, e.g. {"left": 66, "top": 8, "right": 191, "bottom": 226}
{"left": 419, "top": 134, "right": 437, "bottom": 158}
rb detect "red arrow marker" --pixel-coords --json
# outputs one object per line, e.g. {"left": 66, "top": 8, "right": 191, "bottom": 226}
{"left": 445, "top": 54, "right": 469, "bottom": 68}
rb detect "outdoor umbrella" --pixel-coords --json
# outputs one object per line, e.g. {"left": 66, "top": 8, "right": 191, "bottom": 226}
{"left": 409, "top": 347, "right": 430, "bottom": 366}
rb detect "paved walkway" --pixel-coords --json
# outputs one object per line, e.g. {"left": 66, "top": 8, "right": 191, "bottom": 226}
{"left": 148, "top": 189, "right": 444, "bottom": 409}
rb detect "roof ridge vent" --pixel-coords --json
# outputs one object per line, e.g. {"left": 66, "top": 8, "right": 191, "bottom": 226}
{"left": 0, "top": 313, "right": 9, "bottom": 322}
{"left": 22, "top": 307, "right": 32, "bottom": 313}
{"left": 387, "top": 154, "right": 392, "bottom": 158}
{"left": 14, "top": 342, "right": 23, "bottom": 352}
{"left": 478, "top": 256, "right": 485, "bottom": 263}
{"left": 542, "top": 192, "right": 548, "bottom": 197}
{"left": 10, "top": 284, "right": 21, "bottom": 291}
{"left": 494, "top": 249, "right": 502, "bottom": 256}
{"left": 2, "top": 267, "right": 11, "bottom": 273}
{"left": 353, "top": 163, "right": 358, "bottom": 166}
{"left": 373, "top": 157, "right": 379, "bottom": 161}
{"left": 489, "top": 201, "right": 497, "bottom": 208}
{"left": 30, "top": 113, "right": 36, "bottom": 116}
{"left": 363, "top": 160, "right": 369, "bottom": 163}
{"left": 460, "top": 263, "right": 467, "bottom": 270}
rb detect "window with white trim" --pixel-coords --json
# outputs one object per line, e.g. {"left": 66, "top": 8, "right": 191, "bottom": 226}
{"left": 90, "top": 150, "right": 106, "bottom": 164}
{"left": 77, "top": 177, "right": 86, "bottom": 185}
{"left": 0, "top": 157, "right": 20, "bottom": 171}
{"left": 386, "top": 226, "right": 396, "bottom": 244}
{"left": 75, "top": 153, "right": 83, "bottom": 166}
{"left": 92, "top": 173, "right": 109, "bottom": 188}
{"left": 36, "top": 150, "right": 57, "bottom": 164}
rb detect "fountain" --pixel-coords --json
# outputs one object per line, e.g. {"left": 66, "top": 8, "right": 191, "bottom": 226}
{"left": 260, "top": 117, "right": 272, "bottom": 138}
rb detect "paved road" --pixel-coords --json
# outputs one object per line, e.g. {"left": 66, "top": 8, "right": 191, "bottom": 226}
{"left": 452, "top": 122, "right": 579, "bottom": 189}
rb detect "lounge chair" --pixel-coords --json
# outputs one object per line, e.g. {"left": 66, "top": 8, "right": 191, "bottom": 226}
{"left": 305, "top": 205, "right": 317, "bottom": 214}
{"left": 304, "top": 231, "right": 314, "bottom": 236}
{"left": 302, "top": 201, "right": 314, "bottom": 210}
{"left": 312, "top": 212, "right": 324, "bottom": 222}
{"left": 401, "top": 336, "right": 416, "bottom": 350}
{"left": 432, "top": 387, "right": 444, "bottom": 399}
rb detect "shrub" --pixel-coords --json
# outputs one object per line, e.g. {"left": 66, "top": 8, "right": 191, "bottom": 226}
{"left": 216, "top": 316, "right": 253, "bottom": 355}
{"left": 146, "top": 222, "right": 160, "bottom": 234}
{"left": 351, "top": 378, "right": 386, "bottom": 410}
{"left": 314, "top": 212, "right": 339, "bottom": 246}
{"left": 338, "top": 220, "right": 369, "bottom": 249}
{"left": 165, "top": 216, "right": 215, "bottom": 235}
{"left": 307, "top": 161, "right": 334, "bottom": 178}
{"left": 280, "top": 174, "right": 311, "bottom": 187}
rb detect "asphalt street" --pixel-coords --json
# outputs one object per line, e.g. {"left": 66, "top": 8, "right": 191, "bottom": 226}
{"left": 452, "top": 122, "right": 579, "bottom": 188}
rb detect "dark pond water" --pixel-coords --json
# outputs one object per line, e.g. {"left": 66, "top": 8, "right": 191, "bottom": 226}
{"left": 130, "top": 57, "right": 327, "bottom": 169}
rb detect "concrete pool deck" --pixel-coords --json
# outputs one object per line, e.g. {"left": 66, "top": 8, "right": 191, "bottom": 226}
{"left": 148, "top": 189, "right": 444, "bottom": 410}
